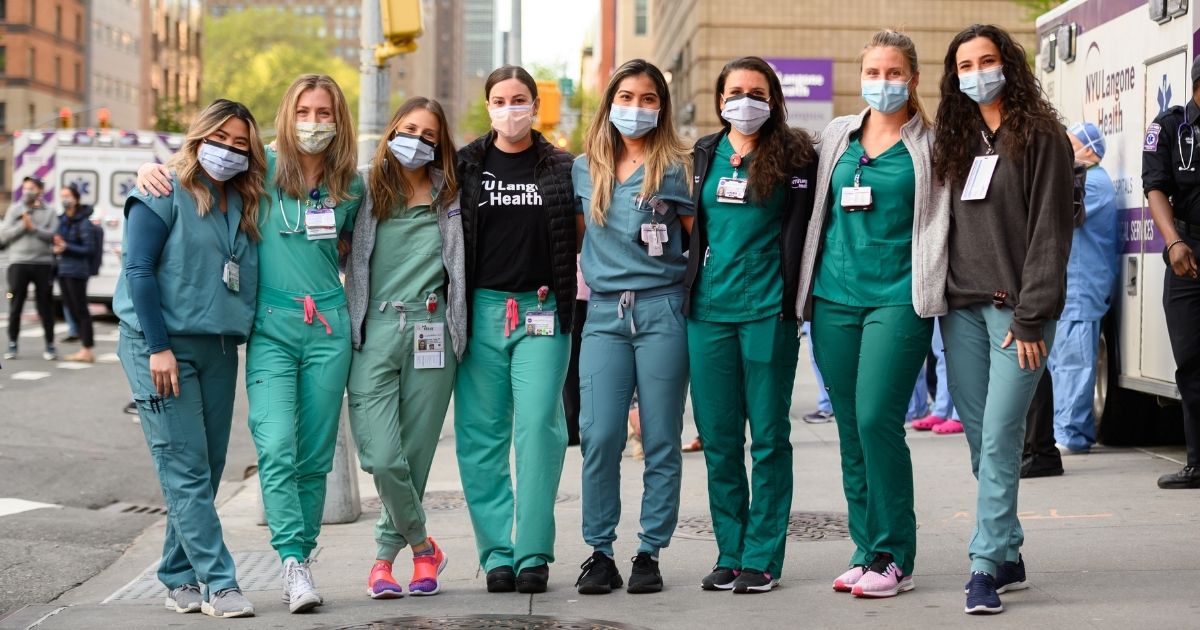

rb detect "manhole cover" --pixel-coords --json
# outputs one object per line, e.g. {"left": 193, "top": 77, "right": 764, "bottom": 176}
{"left": 328, "top": 615, "right": 652, "bottom": 630}
{"left": 674, "top": 511, "right": 850, "bottom": 542}
{"left": 364, "top": 492, "right": 577, "bottom": 513}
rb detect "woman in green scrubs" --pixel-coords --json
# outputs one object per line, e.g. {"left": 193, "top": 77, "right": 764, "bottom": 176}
{"left": 344, "top": 97, "right": 464, "bottom": 599}
{"left": 796, "top": 30, "right": 949, "bottom": 599}
{"left": 682, "top": 56, "right": 817, "bottom": 594}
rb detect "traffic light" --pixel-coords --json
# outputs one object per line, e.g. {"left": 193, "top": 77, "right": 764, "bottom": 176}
{"left": 534, "top": 80, "right": 561, "bottom": 130}
{"left": 376, "top": 0, "right": 423, "bottom": 64}
{"left": 58, "top": 107, "right": 72, "bottom": 129}
{"left": 98, "top": 108, "right": 111, "bottom": 130}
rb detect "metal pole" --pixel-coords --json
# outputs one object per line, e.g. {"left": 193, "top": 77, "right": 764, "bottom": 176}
{"left": 508, "top": 0, "right": 522, "bottom": 67}
{"left": 358, "top": 0, "right": 390, "bottom": 167}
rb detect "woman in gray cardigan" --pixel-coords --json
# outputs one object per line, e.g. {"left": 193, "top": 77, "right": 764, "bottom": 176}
{"left": 795, "top": 30, "right": 949, "bottom": 599}
{"left": 343, "top": 96, "right": 466, "bottom": 599}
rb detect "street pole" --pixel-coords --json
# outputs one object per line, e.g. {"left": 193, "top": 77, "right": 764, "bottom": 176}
{"left": 358, "top": 0, "right": 391, "bottom": 167}
{"left": 508, "top": 0, "right": 522, "bottom": 67}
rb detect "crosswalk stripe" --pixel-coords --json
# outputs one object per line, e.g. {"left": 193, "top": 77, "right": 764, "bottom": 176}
{"left": 10, "top": 371, "right": 52, "bottom": 380}
{"left": 0, "top": 498, "right": 61, "bottom": 518}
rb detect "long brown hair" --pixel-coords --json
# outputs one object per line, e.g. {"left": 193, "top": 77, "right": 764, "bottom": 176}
{"left": 273, "top": 74, "right": 359, "bottom": 204}
{"left": 583, "top": 59, "right": 691, "bottom": 226}
{"left": 860, "top": 29, "right": 930, "bottom": 126}
{"left": 933, "top": 24, "right": 1062, "bottom": 184}
{"left": 167, "top": 99, "right": 266, "bottom": 241}
{"left": 368, "top": 97, "right": 459, "bottom": 221}
{"left": 713, "top": 57, "right": 815, "bottom": 202}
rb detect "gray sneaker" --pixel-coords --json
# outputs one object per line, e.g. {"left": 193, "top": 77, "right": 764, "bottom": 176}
{"left": 802, "top": 409, "right": 835, "bottom": 424}
{"left": 3, "top": 343, "right": 16, "bottom": 360}
{"left": 281, "top": 557, "right": 322, "bottom": 613}
{"left": 202, "top": 588, "right": 255, "bottom": 618}
{"left": 164, "top": 583, "right": 202, "bottom": 613}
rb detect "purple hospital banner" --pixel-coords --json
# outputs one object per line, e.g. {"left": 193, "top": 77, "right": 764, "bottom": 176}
{"left": 765, "top": 58, "right": 834, "bottom": 133}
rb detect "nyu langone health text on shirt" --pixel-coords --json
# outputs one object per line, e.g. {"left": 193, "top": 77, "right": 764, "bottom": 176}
{"left": 481, "top": 171, "right": 544, "bottom": 206}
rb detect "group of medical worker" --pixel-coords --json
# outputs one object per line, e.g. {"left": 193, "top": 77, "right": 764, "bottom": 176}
{"left": 115, "top": 21, "right": 1091, "bottom": 620}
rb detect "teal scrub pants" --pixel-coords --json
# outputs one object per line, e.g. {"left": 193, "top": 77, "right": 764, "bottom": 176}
{"left": 246, "top": 286, "right": 351, "bottom": 563}
{"left": 579, "top": 287, "right": 689, "bottom": 557}
{"left": 454, "top": 289, "right": 570, "bottom": 573}
{"left": 348, "top": 302, "right": 457, "bottom": 561}
{"left": 118, "top": 329, "right": 240, "bottom": 593}
{"left": 941, "top": 305, "right": 1056, "bottom": 576}
{"left": 687, "top": 315, "right": 800, "bottom": 578}
{"left": 811, "top": 299, "right": 932, "bottom": 576}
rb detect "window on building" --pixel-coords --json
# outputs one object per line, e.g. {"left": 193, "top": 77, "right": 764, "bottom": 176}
{"left": 75, "top": 13, "right": 82, "bottom": 41}
{"left": 0, "top": 47, "right": 6, "bottom": 75}
{"left": 27, "top": 102, "right": 35, "bottom": 126}
{"left": 28, "top": 0, "right": 34, "bottom": 25}
{"left": 0, "top": 102, "right": 7, "bottom": 133}
{"left": 634, "top": 0, "right": 648, "bottom": 36}
{"left": 55, "top": 5, "right": 62, "bottom": 36}
{"left": 27, "top": 47, "right": 35, "bottom": 78}
{"left": 74, "top": 62, "right": 80, "bottom": 91}
{"left": 54, "top": 56, "right": 61, "bottom": 88}
{"left": 0, "top": 0, "right": 6, "bottom": 21}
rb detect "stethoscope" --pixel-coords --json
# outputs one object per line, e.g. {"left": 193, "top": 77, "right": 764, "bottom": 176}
{"left": 1178, "top": 122, "right": 1195, "bottom": 172}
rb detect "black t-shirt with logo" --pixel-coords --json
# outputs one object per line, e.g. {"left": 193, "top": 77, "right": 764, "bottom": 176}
{"left": 475, "top": 144, "right": 554, "bottom": 292}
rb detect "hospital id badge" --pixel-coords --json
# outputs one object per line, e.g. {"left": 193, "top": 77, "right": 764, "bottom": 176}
{"left": 413, "top": 322, "right": 445, "bottom": 369}
{"left": 840, "top": 186, "right": 873, "bottom": 212}
{"left": 222, "top": 260, "right": 240, "bottom": 292}
{"left": 525, "top": 310, "right": 556, "bottom": 336}
{"left": 305, "top": 207, "right": 337, "bottom": 240}
{"left": 716, "top": 177, "right": 747, "bottom": 204}
{"left": 961, "top": 155, "right": 1000, "bottom": 201}
{"left": 640, "top": 223, "right": 668, "bottom": 257}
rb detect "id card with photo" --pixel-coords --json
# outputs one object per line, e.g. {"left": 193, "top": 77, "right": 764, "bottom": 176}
{"left": 305, "top": 207, "right": 337, "bottom": 240}
{"left": 222, "top": 260, "right": 240, "bottom": 292}
{"left": 640, "top": 223, "right": 668, "bottom": 257}
{"left": 525, "top": 310, "right": 556, "bottom": 336}
{"left": 716, "top": 177, "right": 747, "bottom": 204}
{"left": 413, "top": 322, "right": 445, "bottom": 369}
{"left": 961, "top": 155, "right": 1000, "bottom": 201}
{"left": 840, "top": 186, "right": 873, "bottom": 212}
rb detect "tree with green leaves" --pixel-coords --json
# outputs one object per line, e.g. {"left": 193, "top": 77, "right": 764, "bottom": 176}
{"left": 1012, "top": 0, "right": 1067, "bottom": 19}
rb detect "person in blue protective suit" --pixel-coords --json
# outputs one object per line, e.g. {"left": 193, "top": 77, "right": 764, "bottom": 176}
{"left": 115, "top": 99, "right": 266, "bottom": 619}
{"left": 1049, "top": 122, "right": 1119, "bottom": 455}
{"left": 137, "top": 75, "right": 364, "bottom": 613}
{"left": 569, "top": 59, "right": 694, "bottom": 596}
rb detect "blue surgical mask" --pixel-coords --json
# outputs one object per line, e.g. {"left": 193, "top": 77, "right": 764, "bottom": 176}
{"left": 388, "top": 132, "right": 437, "bottom": 170}
{"left": 958, "top": 66, "right": 1006, "bottom": 105}
{"left": 608, "top": 105, "right": 659, "bottom": 139}
{"left": 720, "top": 94, "right": 772, "bottom": 135}
{"left": 197, "top": 139, "right": 250, "bottom": 182}
{"left": 861, "top": 80, "right": 910, "bottom": 114}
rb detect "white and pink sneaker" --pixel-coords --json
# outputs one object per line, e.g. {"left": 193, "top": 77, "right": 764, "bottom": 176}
{"left": 851, "top": 555, "right": 914, "bottom": 598}
{"left": 832, "top": 565, "right": 866, "bottom": 592}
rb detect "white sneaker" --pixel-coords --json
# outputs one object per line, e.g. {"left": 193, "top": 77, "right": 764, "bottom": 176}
{"left": 281, "top": 558, "right": 322, "bottom": 613}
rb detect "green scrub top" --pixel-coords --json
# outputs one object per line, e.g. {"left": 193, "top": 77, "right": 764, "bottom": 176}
{"left": 812, "top": 136, "right": 915, "bottom": 307}
{"left": 369, "top": 203, "right": 444, "bottom": 303}
{"left": 257, "top": 149, "right": 363, "bottom": 296}
{"left": 573, "top": 157, "right": 694, "bottom": 294}
{"left": 693, "top": 134, "right": 786, "bottom": 322}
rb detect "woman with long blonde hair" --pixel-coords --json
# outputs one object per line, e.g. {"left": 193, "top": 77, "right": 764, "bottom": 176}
{"left": 137, "top": 74, "right": 365, "bottom": 613}
{"left": 343, "top": 96, "right": 464, "bottom": 598}
{"left": 116, "top": 98, "right": 266, "bottom": 619}
{"left": 570, "top": 58, "right": 693, "bottom": 596}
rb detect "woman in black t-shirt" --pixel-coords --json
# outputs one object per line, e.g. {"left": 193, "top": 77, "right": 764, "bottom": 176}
{"left": 455, "top": 65, "right": 577, "bottom": 595}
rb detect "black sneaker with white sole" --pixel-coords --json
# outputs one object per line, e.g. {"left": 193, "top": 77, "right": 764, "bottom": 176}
{"left": 575, "top": 551, "right": 622, "bottom": 595}
{"left": 626, "top": 552, "right": 662, "bottom": 594}
{"left": 701, "top": 566, "right": 739, "bottom": 591}
{"left": 731, "top": 569, "right": 778, "bottom": 594}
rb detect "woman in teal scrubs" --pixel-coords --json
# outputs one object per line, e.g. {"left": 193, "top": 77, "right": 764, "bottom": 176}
{"left": 138, "top": 74, "right": 364, "bottom": 613}
{"left": 344, "top": 97, "right": 464, "bottom": 599}
{"left": 682, "top": 56, "right": 817, "bottom": 594}
{"left": 117, "top": 99, "right": 266, "bottom": 619}
{"left": 570, "top": 59, "right": 693, "bottom": 596}
{"left": 796, "top": 30, "right": 949, "bottom": 599}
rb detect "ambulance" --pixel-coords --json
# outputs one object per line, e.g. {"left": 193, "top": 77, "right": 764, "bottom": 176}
{"left": 1036, "top": 0, "right": 1191, "bottom": 443}
{"left": 6, "top": 128, "right": 183, "bottom": 305}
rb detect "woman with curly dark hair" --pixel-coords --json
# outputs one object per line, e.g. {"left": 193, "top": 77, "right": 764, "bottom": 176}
{"left": 683, "top": 55, "right": 817, "bottom": 594}
{"left": 932, "top": 24, "right": 1074, "bottom": 615}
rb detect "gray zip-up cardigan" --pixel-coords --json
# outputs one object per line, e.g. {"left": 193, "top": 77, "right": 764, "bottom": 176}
{"left": 796, "top": 109, "right": 949, "bottom": 320}
{"left": 346, "top": 166, "right": 467, "bottom": 359}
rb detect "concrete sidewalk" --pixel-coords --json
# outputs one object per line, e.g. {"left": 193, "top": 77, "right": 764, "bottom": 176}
{"left": 3, "top": 354, "right": 1197, "bottom": 629}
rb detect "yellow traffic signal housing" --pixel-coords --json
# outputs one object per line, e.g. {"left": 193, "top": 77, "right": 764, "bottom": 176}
{"left": 535, "top": 80, "right": 560, "bottom": 130}
{"left": 376, "top": 0, "right": 423, "bottom": 64}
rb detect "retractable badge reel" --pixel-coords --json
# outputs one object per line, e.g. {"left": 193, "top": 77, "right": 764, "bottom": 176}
{"left": 413, "top": 292, "right": 445, "bottom": 369}
{"left": 525, "top": 285, "right": 556, "bottom": 336}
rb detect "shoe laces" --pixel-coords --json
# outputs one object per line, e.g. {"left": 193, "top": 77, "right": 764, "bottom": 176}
{"left": 630, "top": 552, "right": 655, "bottom": 570}
{"left": 967, "top": 571, "right": 995, "bottom": 599}
{"left": 576, "top": 552, "right": 611, "bottom": 585}
{"left": 866, "top": 553, "right": 896, "bottom": 576}
{"left": 286, "top": 560, "right": 314, "bottom": 593}
{"left": 212, "top": 587, "right": 241, "bottom": 599}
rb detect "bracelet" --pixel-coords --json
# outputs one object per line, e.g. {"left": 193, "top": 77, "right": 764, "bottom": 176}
{"left": 1166, "top": 239, "right": 1186, "bottom": 256}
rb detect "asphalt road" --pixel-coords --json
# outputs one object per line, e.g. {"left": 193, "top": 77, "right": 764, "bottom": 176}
{"left": 0, "top": 306, "right": 259, "bottom": 617}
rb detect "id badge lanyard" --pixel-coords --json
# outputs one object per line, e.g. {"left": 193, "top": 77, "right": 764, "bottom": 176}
{"left": 218, "top": 200, "right": 241, "bottom": 292}
{"left": 840, "top": 155, "right": 873, "bottom": 212}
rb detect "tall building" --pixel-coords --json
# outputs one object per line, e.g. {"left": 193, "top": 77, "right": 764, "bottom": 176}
{"left": 140, "top": 0, "right": 204, "bottom": 130}
{"left": 0, "top": 0, "right": 88, "bottom": 200}
{"left": 653, "top": 0, "right": 1036, "bottom": 138}
{"left": 615, "top": 0, "right": 652, "bottom": 65}
{"left": 90, "top": 0, "right": 143, "bottom": 130}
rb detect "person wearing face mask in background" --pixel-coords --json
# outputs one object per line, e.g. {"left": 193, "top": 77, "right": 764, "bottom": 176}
{"left": 53, "top": 184, "right": 98, "bottom": 363}
{"left": 569, "top": 59, "right": 693, "bottom": 596}
{"left": 684, "top": 56, "right": 816, "bottom": 595}
{"left": 455, "top": 65, "right": 576, "bottom": 595}
{"left": 116, "top": 99, "right": 266, "bottom": 619}
{"left": 2, "top": 176, "right": 59, "bottom": 361}
{"left": 933, "top": 24, "right": 1073, "bottom": 615}
{"left": 137, "top": 74, "right": 364, "bottom": 613}
{"left": 797, "top": 30, "right": 949, "bottom": 599}
{"left": 343, "top": 97, "right": 464, "bottom": 599}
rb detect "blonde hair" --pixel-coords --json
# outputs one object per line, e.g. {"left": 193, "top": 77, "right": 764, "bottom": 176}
{"left": 369, "top": 97, "right": 459, "bottom": 221}
{"left": 861, "top": 29, "right": 931, "bottom": 126}
{"left": 583, "top": 59, "right": 691, "bottom": 226}
{"left": 273, "top": 74, "right": 359, "bottom": 204}
{"left": 167, "top": 99, "right": 267, "bottom": 241}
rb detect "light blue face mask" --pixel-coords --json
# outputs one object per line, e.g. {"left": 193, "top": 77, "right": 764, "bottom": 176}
{"left": 861, "top": 80, "right": 910, "bottom": 114}
{"left": 197, "top": 139, "right": 250, "bottom": 182}
{"left": 609, "top": 105, "right": 660, "bottom": 139}
{"left": 388, "top": 132, "right": 437, "bottom": 170}
{"left": 958, "top": 66, "right": 1007, "bottom": 105}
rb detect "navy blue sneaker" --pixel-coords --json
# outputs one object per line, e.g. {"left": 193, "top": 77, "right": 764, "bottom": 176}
{"left": 963, "top": 556, "right": 1027, "bottom": 594}
{"left": 964, "top": 571, "right": 1003, "bottom": 615}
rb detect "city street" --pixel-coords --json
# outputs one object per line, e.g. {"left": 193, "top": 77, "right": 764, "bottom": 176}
{"left": 1, "top": 303, "right": 1197, "bottom": 629}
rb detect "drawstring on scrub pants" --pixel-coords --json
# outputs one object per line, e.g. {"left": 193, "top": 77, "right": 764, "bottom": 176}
{"left": 296, "top": 295, "right": 333, "bottom": 335}
{"left": 617, "top": 290, "right": 637, "bottom": 334}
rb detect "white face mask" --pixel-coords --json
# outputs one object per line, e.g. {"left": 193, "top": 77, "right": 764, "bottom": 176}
{"left": 388, "top": 132, "right": 437, "bottom": 170}
{"left": 720, "top": 94, "right": 772, "bottom": 135}
{"left": 198, "top": 139, "right": 251, "bottom": 182}
{"left": 489, "top": 105, "right": 534, "bottom": 142}
{"left": 295, "top": 121, "right": 337, "bottom": 154}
